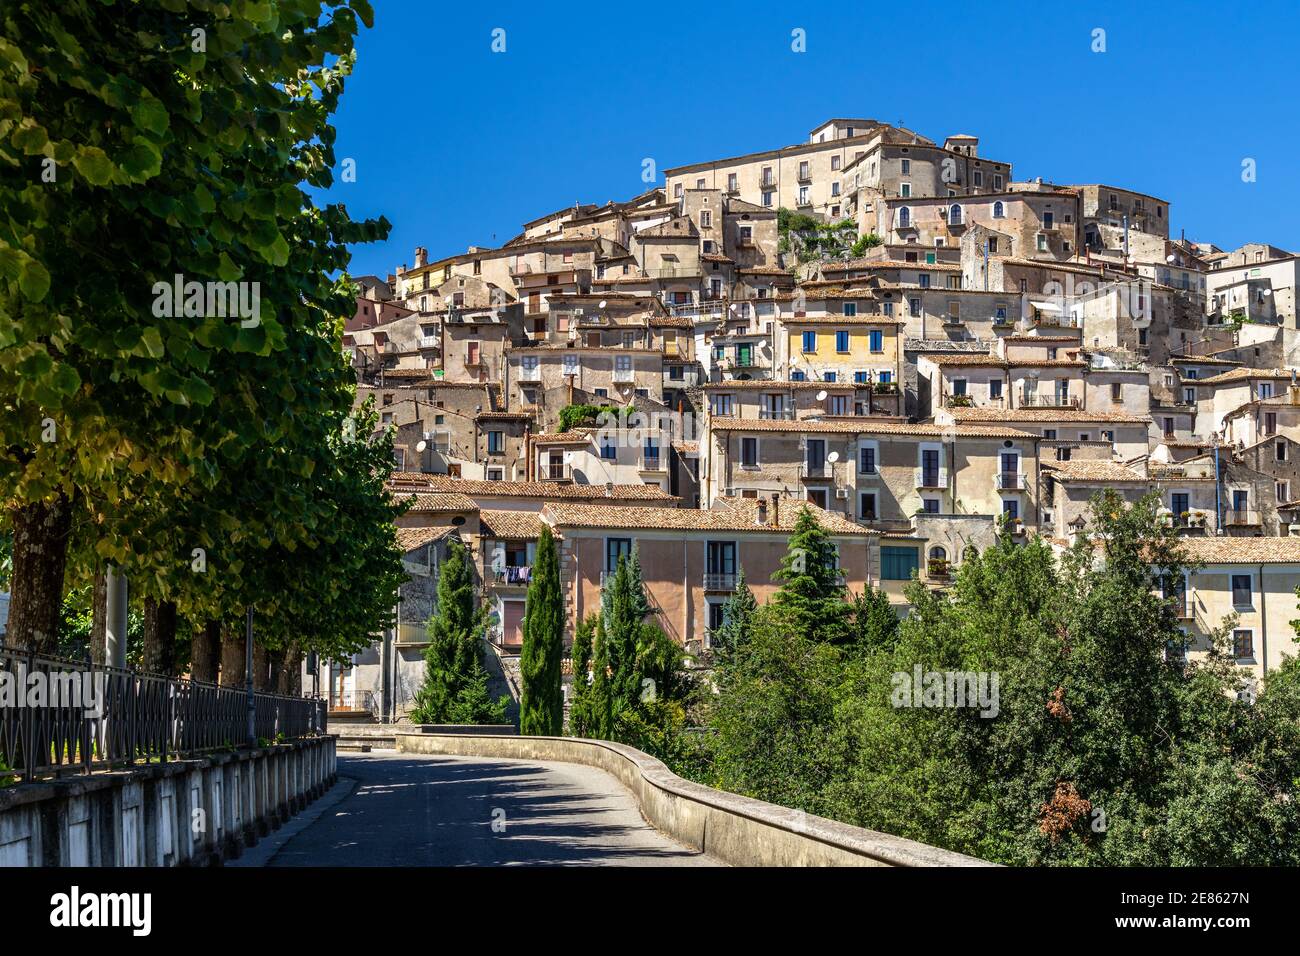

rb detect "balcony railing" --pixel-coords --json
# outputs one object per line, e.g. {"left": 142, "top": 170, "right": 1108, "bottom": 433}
{"left": 915, "top": 467, "right": 948, "bottom": 489}
{"left": 703, "top": 572, "right": 737, "bottom": 592}
{"left": 1019, "top": 394, "right": 1080, "bottom": 409}
{"left": 517, "top": 366, "right": 542, "bottom": 382}
{"left": 996, "top": 472, "right": 1027, "bottom": 491}
{"left": 759, "top": 407, "right": 793, "bottom": 420}
{"left": 396, "top": 621, "right": 431, "bottom": 645}
{"left": 801, "top": 461, "right": 834, "bottom": 480}
{"left": 543, "top": 464, "right": 572, "bottom": 481}
{"left": 639, "top": 454, "right": 665, "bottom": 473}
{"left": 612, "top": 368, "right": 635, "bottom": 383}
{"left": 1226, "top": 509, "right": 1261, "bottom": 526}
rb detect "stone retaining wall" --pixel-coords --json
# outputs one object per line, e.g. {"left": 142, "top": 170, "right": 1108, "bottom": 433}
{"left": 396, "top": 733, "right": 991, "bottom": 867}
{"left": 0, "top": 736, "right": 336, "bottom": 867}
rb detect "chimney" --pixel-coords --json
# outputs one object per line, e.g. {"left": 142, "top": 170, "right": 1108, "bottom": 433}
{"left": 414, "top": 246, "right": 428, "bottom": 268}
{"left": 604, "top": 481, "right": 614, "bottom": 498}
{"left": 755, "top": 498, "right": 768, "bottom": 526}
{"left": 771, "top": 493, "right": 780, "bottom": 526}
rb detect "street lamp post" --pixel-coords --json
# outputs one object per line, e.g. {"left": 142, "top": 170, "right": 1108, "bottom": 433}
{"left": 245, "top": 606, "right": 255, "bottom": 747}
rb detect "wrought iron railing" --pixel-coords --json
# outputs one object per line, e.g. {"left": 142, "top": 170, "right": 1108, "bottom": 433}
{"left": 0, "top": 647, "right": 326, "bottom": 783}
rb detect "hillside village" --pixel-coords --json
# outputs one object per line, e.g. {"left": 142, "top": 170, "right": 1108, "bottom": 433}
{"left": 336, "top": 116, "right": 1300, "bottom": 716}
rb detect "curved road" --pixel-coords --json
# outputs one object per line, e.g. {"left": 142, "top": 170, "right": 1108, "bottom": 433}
{"left": 248, "top": 752, "right": 718, "bottom": 866}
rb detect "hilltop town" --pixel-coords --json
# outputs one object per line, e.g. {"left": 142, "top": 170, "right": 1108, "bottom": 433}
{"left": 340, "top": 116, "right": 1300, "bottom": 714}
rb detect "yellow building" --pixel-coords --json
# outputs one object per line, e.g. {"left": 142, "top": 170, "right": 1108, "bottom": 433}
{"left": 776, "top": 304, "right": 903, "bottom": 387}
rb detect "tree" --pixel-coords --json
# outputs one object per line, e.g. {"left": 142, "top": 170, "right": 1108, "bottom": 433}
{"left": 601, "top": 546, "right": 651, "bottom": 722}
{"left": 568, "top": 612, "right": 598, "bottom": 737}
{"left": 411, "top": 540, "right": 506, "bottom": 724}
{"left": 770, "top": 506, "right": 849, "bottom": 643}
{"left": 519, "top": 526, "right": 563, "bottom": 735}
{"left": 847, "top": 585, "right": 899, "bottom": 652}
{"left": 708, "top": 568, "right": 757, "bottom": 666}
{"left": 589, "top": 614, "right": 614, "bottom": 740}
{"left": 0, "top": 0, "right": 388, "bottom": 654}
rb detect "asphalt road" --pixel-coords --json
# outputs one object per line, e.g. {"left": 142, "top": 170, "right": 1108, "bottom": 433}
{"left": 252, "top": 751, "right": 719, "bottom": 866}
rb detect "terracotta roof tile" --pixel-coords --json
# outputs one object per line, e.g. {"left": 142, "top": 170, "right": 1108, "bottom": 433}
{"left": 478, "top": 510, "right": 543, "bottom": 540}
{"left": 544, "top": 497, "right": 873, "bottom": 536}
{"left": 396, "top": 526, "right": 457, "bottom": 552}
{"left": 949, "top": 407, "right": 1150, "bottom": 425}
{"left": 1178, "top": 536, "right": 1300, "bottom": 564}
{"left": 709, "top": 416, "right": 1035, "bottom": 439}
{"left": 418, "top": 475, "right": 678, "bottom": 501}
{"left": 1042, "top": 460, "right": 1147, "bottom": 483}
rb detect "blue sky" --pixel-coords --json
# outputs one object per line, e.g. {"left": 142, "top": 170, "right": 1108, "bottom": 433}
{"left": 321, "top": 0, "right": 1300, "bottom": 279}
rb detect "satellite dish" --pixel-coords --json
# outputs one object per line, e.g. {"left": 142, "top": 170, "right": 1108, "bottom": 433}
{"left": 416, "top": 440, "right": 427, "bottom": 452}
{"left": 816, "top": 390, "right": 828, "bottom": 401}
{"left": 827, "top": 451, "right": 840, "bottom": 463}
{"left": 598, "top": 300, "right": 607, "bottom": 308}
{"left": 1262, "top": 289, "right": 1273, "bottom": 297}
{"left": 1166, "top": 254, "right": 1176, "bottom": 263}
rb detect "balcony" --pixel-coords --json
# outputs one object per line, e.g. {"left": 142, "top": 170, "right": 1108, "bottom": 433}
{"left": 667, "top": 300, "right": 728, "bottom": 318}
{"left": 801, "top": 461, "right": 834, "bottom": 480}
{"left": 486, "top": 564, "right": 532, "bottom": 588}
{"left": 914, "top": 468, "right": 948, "bottom": 489}
{"left": 1019, "top": 394, "right": 1080, "bottom": 409}
{"left": 797, "top": 167, "right": 812, "bottom": 183}
{"left": 542, "top": 463, "right": 572, "bottom": 482}
{"left": 996, "top": 472, "right": 1027, "bottom": 491}
{"left": 703, "top": 572, "right": 737, "bottom": 592}
{"left": 927, "top": 558, "right": 950, "bottom": 580}
{"left": 759, "top": 407, "right": 794, "bottom": 420}
{"left": 396, "top": 622, "right": 431, "bottom": 646}
{"left": 464, "top": 353, "right": 486, "bottom": 368}
{"left": 612, "top": 368, "right": 636, "bottom": 384}
{"left": 639, "top": 454, "right": 665, "bottom": 473}
{"left": 419, "top": 336, "right": 439, "bottom": 350}
{"left": 1226, "top": 509, "right": 1261, "bottom": 526}
{"left": 517, "top": 366, "right": 542, "bottom": 383}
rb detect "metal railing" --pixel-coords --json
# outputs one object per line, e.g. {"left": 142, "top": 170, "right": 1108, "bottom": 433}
{"left": 0, "top": 648, "right": 325, "bottom": 783}
{"left": 1225, "top": 509, "right": 1261, "bottom": 526}
{"left": 703, "top": 572, "right": 738, "bottom": 592}
{"left": 996, "top": 472, "right": 1027, "bottom": 490}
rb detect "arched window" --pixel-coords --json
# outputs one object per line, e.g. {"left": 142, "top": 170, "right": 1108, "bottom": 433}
{"left": 898, "top": 207, "right": 911, "bottom": 228}
{"left": 949, "top": 204, "right": 963, "bottom": 225}
{"left": 992, "top": 201, "right": 1004, "bottom": 219}
{"left": 929, "top": 546, "right": 947, "bottom": 562}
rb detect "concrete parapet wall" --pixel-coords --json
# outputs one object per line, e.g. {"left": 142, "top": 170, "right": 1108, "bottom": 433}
{"left": 395, "top": 733, "right": 991, "bottom": 867}
{"left": 0, "top": 736, "right": 336, "bottom": 867}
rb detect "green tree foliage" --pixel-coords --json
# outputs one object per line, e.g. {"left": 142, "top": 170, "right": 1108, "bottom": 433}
{"left": 411, "top": 540, "right": 506, "bottom": 725}
{"left": 601, "top": 547, "right": 652, "bottom": 720}
{"left": 520, "top": 526, "right": 563, "bottom": 735}
{"left": 698, "top": 492, "right": 1300, "bottom": 865}
{"left": 770, "top": 506, "right": 850, "bottom": 643}
{"left": 589, "top": 614, "right": 614, "bottom": 739}
{"left": 0, "top": 1, "right": 400, "bottom": 670}
{"left": 709, "top": 568, "right": 757, "bottom": 664}
{"left": 568, "top": 612, "right": 598, "bottom": 737}
{"left": 849, "top": 232, "right": 883, "bottom": 257}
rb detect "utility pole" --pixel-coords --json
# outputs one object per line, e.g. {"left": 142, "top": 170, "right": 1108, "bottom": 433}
{"left": 245, "top": 606, "right": 255, "bottom": 747}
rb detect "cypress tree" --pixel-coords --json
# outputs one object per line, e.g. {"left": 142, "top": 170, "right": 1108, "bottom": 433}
{"left": 520, "top": 526, "right": 564, "bottom": 735}
{"left": 712, "top": 568, "right": 758, "bottom": 663}
{"left": 589, "top": 614, "right": 613, "bottom": 739}
{"left": 602, "top": 546, "right": 650, "bottom": 721}
{"left": 411, "top": 540, "right": 506, "bottom": 724}
{"left": 568, "top": 612, "right": 598, "bottom": 737}
{"left": 771, "top": 506, "right": 850, "bottom": 643}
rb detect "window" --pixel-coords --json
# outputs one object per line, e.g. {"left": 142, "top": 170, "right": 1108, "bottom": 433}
{"left": 823, "top": 371, "right": 837, "bottom": 383}
{"left": 831, "top": 182, "right": 841, "bottom": 197}
{"left": 601, "top": 438, "right": 617, "bottom": 461}
{"left": 859, "top": 444, "right": 877, "bottom": 475}
{"left": 952, "top": 378, "right": 968, "bottom": 397}
{"left": 802, "top": 331, "right": 817, "bottom": 353}
{"left": 923, "top": 498, "right": 940, "bottom": 514}
{"left": 898, "top": 207, "right": 911, "bottom": 228}
{"left": 606, "top": 538, "right": 633, "bottom": 572}
{"left": 993, "top": 173, "right": 1003, "bottom": 190}
{"left": 1037, "top": 234, "right": 1048, "bottom": 252}
{"left": 831, "top": 156, "right": 841, "bottom": 171}
{"left": 909, "top": 297, "right": 922, "bottom": 317}
{"left": 828, "top": 394, "right": 848, "bottom": 415}
{"left": 1277, "top": 481, "right": 1289, "bottom": 502}
{"left": 1231, "top": 574, "right": 1253, "bottom": 608}
{"left": 707, "top": 602, "right": 727, "bottom": 637}
{"left": 836, "top": 330, "right": 850, "bottom": 352}
{"left": 900, "top": 183, "right": 911, "bottom": 198}
{"left": 1233, "top": 629, "right": 1255, "bottom": 661}
{"left": 948, "top": 204, "right": 962, "bottom": 225}
{"left": 854, "top": 370, "right": 869, "bottom": 384}
{"left": 711, "top": 393, "right": 734, "bottom": 416}
{"left": 741, "top": 437, "right": 758, "bottom": 468}
{"left": 487, "top": 468, "right": 503, "bottom": 481}
{"left": 798, "top": 185, "right": 810, "bottom": 205}
{"left": 706, "top": 541, "right": 737, "bottom": 578}
{"left": 881, "top": 546, "right": 919, "bottom": 580}
{"left": 992, "top": 201, "right": 1004, "bottom": 218}
{"left": 859, "top": 492, "right": 877, "bottom": 520}
{"left": 727, "top": 173, "right": 738, "bottom": 192}
{"left": 989, "top": 379, "right": 1003, "bottom": 399}
{"left": 1278, "top": 442, "right": 1287, "bottom": 462}
{"left": 869, "top": 330, "right": 883, "bottom": 352}
{"left": 487, "top": 431, "right": 504, "bottom": 454}
{"left": 878, "top": 370, "right": 892, "bottom": 384}
{"left": 1259, "top": 382, "right": 1274, "bottom": 400}
{"left": 700, "top": 210, "right": 712, "bottom": 228}
{"left": 843, "top": 302, "right": 857, "bottom": 317}
{"left": 762, "top": 191, "right": 774, "bottom": 207}
{"left": 900, "top": 159, "right": 910, "bottom": 174}
{"left": 1002, "top": 499, "right": 1019, "bottom": 520}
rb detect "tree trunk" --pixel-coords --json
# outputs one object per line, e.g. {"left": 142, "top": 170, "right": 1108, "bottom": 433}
{"left": 277, "top": 642, "right": 302, "bottom": 696}
{"left": 219, "top": 624, "right": 245, "bottom": 688}
{"left": 191, "top": 620, "right": 221, "bottom": 683}
{"left": 5, "top": 495, "right": 73, "bottom": 655}
{"left": 252, "top": 641, "right": 271, "bottom": 692}
{"left": 142, "top": 598, "right": 178, "bottom": 676}
{"left": 89, "top": 569, "right": 107, "bottom": 666}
